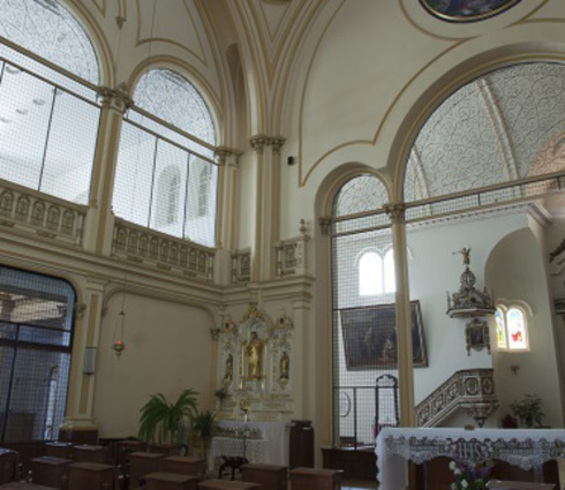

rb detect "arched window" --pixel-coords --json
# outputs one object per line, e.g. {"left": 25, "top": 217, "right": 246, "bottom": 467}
{"left": 0, "top": 265, "right": 75, "bottom": 442}
{"left": 154, "top": 166, "right": 181, "bottom": 228}
{"left": 495, "top": 304, "right": 529, "bottom": 351}
{"left": 359, "top": 251, "right": 383, "bottom": 296}
{"left": 113, "top": 69, "right": 218, "bottom": 247}
{"left": 0, "top": 0, "right": 100, "bottom": 205}
{"left": 358, "top": 249, "right": 396, "bottom": 297}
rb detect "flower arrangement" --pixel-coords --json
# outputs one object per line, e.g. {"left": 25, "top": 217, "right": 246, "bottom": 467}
{"left": 449, "top": 459, "right": 492, "bottom": 490}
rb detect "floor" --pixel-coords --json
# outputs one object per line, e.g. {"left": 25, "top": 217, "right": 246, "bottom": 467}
{"left": 342, "top": 480, "right": 378, "bottom": 490}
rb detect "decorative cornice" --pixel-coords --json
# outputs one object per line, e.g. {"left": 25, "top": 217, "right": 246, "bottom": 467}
{"left": 97, "top": 82, "right": 133, "bottom": 113}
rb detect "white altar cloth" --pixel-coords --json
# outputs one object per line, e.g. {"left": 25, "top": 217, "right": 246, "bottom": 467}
{"left": 214, "top": 421, "right": 288, "bottom": 465}
{"left": 375, "top": 427, "right": 565, "bottom": 490}
{"left": 210, "top": 436, "right": 269, "bottom": 468}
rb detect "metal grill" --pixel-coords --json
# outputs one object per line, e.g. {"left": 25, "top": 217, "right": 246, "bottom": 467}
{"left": 0, "top": 265, "right": 75, "bottom": 442}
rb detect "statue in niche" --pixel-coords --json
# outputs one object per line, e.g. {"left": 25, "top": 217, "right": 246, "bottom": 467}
{"left": 246, "top": 331, "right": 263, "bottom": 379}
{"left": 223, "top": 353, "right": 233, "bottom": 388}
{"left": 280, "top": 351, "right": 290, "bottom": 381}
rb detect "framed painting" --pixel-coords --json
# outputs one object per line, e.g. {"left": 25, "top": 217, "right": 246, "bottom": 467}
{"left": 419, "top": 0, "right": 522, "bottom": 22}
{"left": 340, "top": 301, "right": 427, "bottom": 371}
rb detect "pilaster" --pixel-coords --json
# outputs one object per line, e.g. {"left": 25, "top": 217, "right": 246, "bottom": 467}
{"left": 83, "top": 84, "right": 133, "bottom": 256}
{"left": 249, "top": 135, "right": 285, "bottom": 282}
{"left": 384, "top": 203, "right": 416, "bottom": 427}
{"left": 64, "top": 278, "right": 108, "bottom": 431}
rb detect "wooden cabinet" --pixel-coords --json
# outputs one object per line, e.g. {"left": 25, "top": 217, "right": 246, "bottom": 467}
{"left": 68, "top": 462, "right": 115, "bottom": 490}
{"left": 241, "top": 463, "right": 287, "bottom": 490}
{"left": 321, "top": 446, "right": 376, "bottom": 480}
{"left": 288, "top": 421, "right": 313, "bottom": 469}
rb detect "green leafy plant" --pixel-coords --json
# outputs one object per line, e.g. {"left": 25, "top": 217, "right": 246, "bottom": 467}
{"left": 509, "top": 394, "right": 544, "bottom": 428}
{"left": 138, "top": 389, "right": 199, "bottom": 444}
{"left": 190, "top": 409, "right": 219, "bottom": 439}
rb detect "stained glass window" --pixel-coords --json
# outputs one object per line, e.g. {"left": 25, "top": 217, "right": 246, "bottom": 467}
{"left": 0, "top": 0, "right": 99, "bottom": 84}
{"left": 495, "top": 308, "right": 507, "bottom": 349}
{"left": 507, "top": 307, "right": 528, "bottom": 350}
{"left": 495, "top": 304, "right": 529, "bottom": 351}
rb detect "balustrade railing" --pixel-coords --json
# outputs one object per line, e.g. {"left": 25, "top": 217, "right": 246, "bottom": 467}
{"left": 113, "top": 218, "right": 215, "bottom": 281}
{"left": 0, "top": 180, "right": 85, "bottom": 246}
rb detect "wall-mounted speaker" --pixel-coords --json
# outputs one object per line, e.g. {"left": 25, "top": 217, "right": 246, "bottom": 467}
{"left": 287, "top": 156, "right": 296, "bottom": 166}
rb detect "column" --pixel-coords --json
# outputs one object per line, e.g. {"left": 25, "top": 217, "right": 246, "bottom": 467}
{"left": 83, "top": 84, "right": 132, "bottom": 256}
{"left": 62, "top": 278, "right": 107, "bottom": 435}
{"left": 249, "top": 135, "right": 268, "bottom": 282}
{"left": 215, "top": 147, "right": 240, "bottom": 285}
{"left": 384, "top": 203, "right": 416, "bottom": 427}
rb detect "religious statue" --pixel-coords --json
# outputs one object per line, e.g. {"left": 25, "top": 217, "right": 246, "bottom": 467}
{"left": 223, "top": 353, "right": 233, "bottom": 387}
{"left": 455, "top": 247, "right": 471, "bottom": 266}
{"left": 280, "top": 351, "right": 290, "bottom": 380}
{"left": 246, "top": 331, "right": 263, "bottom": 379}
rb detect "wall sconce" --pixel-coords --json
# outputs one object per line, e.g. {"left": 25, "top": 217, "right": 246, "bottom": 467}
{"left": 83, "top": 346, "right": 97, "bottom": 375}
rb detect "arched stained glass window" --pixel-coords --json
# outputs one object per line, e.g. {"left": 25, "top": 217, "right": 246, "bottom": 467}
{"left": 495, "top": 304, "right": 529, "bottom": 351}
{"left": 0, "top": 0, "right": 99, "bottom": 83}
{"left": 113, "top": 69, "right": 218, "bottom": 248}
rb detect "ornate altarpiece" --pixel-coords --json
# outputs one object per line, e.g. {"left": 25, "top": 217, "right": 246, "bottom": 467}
{"left": 215, "top": 304, "right": 294, "bottom": 421}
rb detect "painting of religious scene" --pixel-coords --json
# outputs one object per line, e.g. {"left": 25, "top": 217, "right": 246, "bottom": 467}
{"left": 420, "top": 0, "right": 522, "bottom": 22}
{"left": 340, "top": 301, "right": 427, "bottom": 371}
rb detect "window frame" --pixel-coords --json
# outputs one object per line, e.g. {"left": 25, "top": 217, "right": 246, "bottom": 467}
{"left": 494, "top": 302, "right": 530, "bottom": 352}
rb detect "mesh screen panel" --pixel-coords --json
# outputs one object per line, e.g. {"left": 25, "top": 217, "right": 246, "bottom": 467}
{"left": 0, "top": 53, "right": 99, "bottom": 205}
{"left": 113, "top": 114, "right": 218, "bottom": 248}
{"left": 0, "top": 266, "right": 74, "bottom": 442}
{"left": 332, "top": 228, "right": 399, "bottom": 448}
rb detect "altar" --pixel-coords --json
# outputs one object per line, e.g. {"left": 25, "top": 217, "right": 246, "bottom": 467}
{"left": 375, "top": 427, "right": 565, "bottom": 490}
{"left": 209, "top": 420, "right": 288, "bottom": 470}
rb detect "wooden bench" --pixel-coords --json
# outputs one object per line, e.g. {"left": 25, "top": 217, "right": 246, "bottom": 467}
{"left": 0, "top": 449, "right": 19, "bottom": 484}
{"left": 68, "top": 462, "right": 115, "bottom": 490}
{"left": 197, "top": 480, "right": 262, "bottom": 490}
{"left": 487, "top": 481, "right": 556, "bottom": 489}
{"left": 0, "top": 483, "right": 58, "bottom": 489}
{"left": 289, "top": 467, "right": 342, "bottom": 490}
{"left": 72, "top": 445, "right": 108, "bottom": 464}
{"left": 44, "top": 444, "right": 72, "bottom": 461}
{"left": 30, "top": 456, "right": 73, "bottom": 489}
{"left": 241, "top": 464, "right": 287, "bottom": 490}
{"left": 129, "top": 452, "right": 165, "bottom": 489}
{"left": 162, "top": 457, "right": 206, "bottom": 479}
{"left": 144, "top": 472, "right": 198, "bottom": 490}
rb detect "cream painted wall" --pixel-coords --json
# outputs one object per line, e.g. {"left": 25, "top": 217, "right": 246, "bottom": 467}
{"left": 93, "top": 293, "right": 215, "bottom": 438}
{"left": 486, "top": 227, "right": 563, "bottom": 428}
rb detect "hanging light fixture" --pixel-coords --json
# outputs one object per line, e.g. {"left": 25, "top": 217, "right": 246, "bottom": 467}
{"left": 112, "top": 282, "right": 127, "bottom": 357}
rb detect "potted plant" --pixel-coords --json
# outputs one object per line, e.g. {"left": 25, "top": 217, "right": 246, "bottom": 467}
{"left": 190, "top": 410, "right": 219, "bottom": 460}
{"left": 138, "top": 388, "right": 199, "bottom": 451}
{"left": 509, "top": 394, "right": 544, "bottom": 428}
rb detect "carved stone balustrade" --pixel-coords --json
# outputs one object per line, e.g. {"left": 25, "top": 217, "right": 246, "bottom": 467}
{"left": 415, "top": 368, "right": 498, "bottom": 428}
{"left": 231, "top": 248, "right": 251, "bottom": 283}
{"left": 112, "top": 218, "right": 215, "bottom": 281}
{"left": 0, "top": 180, "right": 85, "bottom": 245}
{"left": 275, "top": 220, "right": 310, "bottom": 278}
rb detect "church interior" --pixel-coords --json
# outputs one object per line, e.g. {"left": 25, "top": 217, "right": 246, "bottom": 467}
{"left": 0, "top": 0, "right": 565, "bottom": 488}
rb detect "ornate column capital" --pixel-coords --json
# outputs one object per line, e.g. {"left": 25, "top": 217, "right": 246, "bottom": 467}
{"left": 384, "top": 203, "right": 406, "bottom": 224}
{"left": 250, "top": 134, "right": 269, "bottom": 155}
{"left": 97, "top": 82, "right": 133, "bottom": 113}
{"left": 319, "top": 217, "right": 332, "bottom": 236}
{"left": 215, "top": 146, "right": 242, "bottom": 167}
{"left": 270, "top": 136, "right": 286, "bottom": 155}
